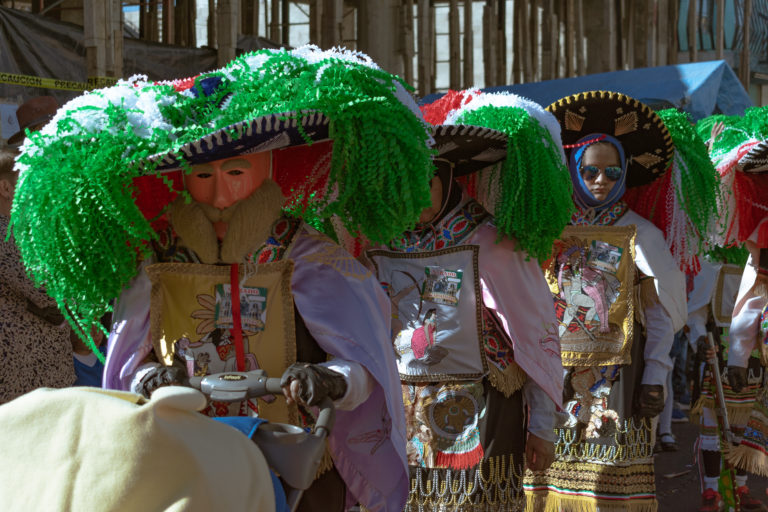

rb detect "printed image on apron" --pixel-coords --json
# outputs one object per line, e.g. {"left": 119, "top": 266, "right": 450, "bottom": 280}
{"left": 368, "top": 246, "right": 487, "bottom": 381}
{"left": 546, "top": 225, "right": 636, "bottom": 367}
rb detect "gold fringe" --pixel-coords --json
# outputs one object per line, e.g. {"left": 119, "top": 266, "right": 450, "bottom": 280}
{"left": 727, "top": 444, "right": 768, "bottom": 477}
{"left": 526, "top": 491, "right": 657, "bottom": 512}
{"left": 316, "top": 444, "right": 334, "bottom": 478}
{"left": 488, "top": 360, "right": 526, "bottom": 398}
{"left": 690, "top": 396, "right": 755, "bottom": 427}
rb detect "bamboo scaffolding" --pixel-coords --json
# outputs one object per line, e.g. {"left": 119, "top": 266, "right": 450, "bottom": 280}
{"left": 463, "top": 0, "right": 473, "bottom": 88}
{"left": 449, "top": 0, "right": 461, "bottom": 89}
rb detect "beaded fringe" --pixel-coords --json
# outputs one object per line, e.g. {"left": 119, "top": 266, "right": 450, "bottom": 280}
{"left": 487, "top": 360, "right": 526, "bottom": 398}
{"left": 525, "top": 492, "right": 657, "bottom": 512}
{"left": 403, "top": 455, "right": 524, "bottom": 512}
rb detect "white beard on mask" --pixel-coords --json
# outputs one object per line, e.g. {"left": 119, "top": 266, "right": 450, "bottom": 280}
{"left": 168, "top": 178, "right": 285, "bottom": 264}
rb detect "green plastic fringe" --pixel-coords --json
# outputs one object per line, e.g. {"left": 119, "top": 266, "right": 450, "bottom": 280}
{"left": 10, "top": 47, "right": 434, "bottom": 353}
{"left": 456, "top": 105, "right": 574, "bottom": 261}
{"left": 657, "top": 108, "right": 721, "bottom": 248}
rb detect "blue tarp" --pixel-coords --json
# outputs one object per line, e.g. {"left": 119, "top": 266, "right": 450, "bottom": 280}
{"left": 422, "top": 60, "right": 752, "bottom": 120}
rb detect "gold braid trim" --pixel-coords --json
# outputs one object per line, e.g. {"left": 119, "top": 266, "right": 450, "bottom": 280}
{"left": 487, "top": 359, "right": 527, "bottom": 398}
{"left": 404, "top": 455, "right": 525, "bottom": 512}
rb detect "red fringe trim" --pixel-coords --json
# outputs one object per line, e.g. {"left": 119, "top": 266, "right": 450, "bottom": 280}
{"left": 434, "top": 443, "right": 485, "bottom": 470}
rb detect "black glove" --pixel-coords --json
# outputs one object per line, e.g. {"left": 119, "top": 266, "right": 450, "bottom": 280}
{"left": 727, "top": 366, "right": 748, "bottom": 393}
{"left": 135, "top": 366, "right": 188, "bottom": 398}
{"left": 280, "top": 362, "right": 348, "bottom": 406}
{"left": 636, "top": 384, "right": 665, "bottom": 418}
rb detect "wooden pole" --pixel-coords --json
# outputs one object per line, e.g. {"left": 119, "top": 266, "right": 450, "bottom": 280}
{"left": 716, "top": 0, "right": 725, "bottom": 59}
{"left": 282, "top": 0, "right": 290, "bottom": 45}
{"left": 418, "top": 0, "right": 432, "bottom": 95}
{"left": 742, "top": 0, "right": 752, "bottom": 88}
{"left": 463, "top": 0, "right": 474, "bottom": 89}
{"left": 320, "top": 0, "right": 342, "bottom": 49}
{"left": 430, "top": 4, "right": 437, "bottom": 91}
{"left": 533, "top": 0, "right": 542, "bottom": 82}
{"left": 310, "top": 0, "right": 321, "bottom": 45}
{"left": 207, "top": 0, "right": 216, "bottom": 48}
{"left": 566, "top": 0, "right": 575, "bottom": 76}
{"left": 217, "top": 0, "right": 238, "bottom": 65}
{"left": 403, "top": 0, "right": 415, "bottom": 85}
{"left": 497, "top": 0, "right": 506, "bottom": 86}
{"left": 522, "top": 0, "right": 533, "bottom": 82}
{"left": 667, "top": 0, "right": 678, "bottom": 64}
{"left": 576, "top": 0, "right": 585, "bottom": 75}
{"left": 270, "top": 0, "right": 280, "bottom": 44}
{"left": 657, "top": 0, "right": 667, "bottom": 66}
{"left": 449, "top": 0, "right": 461, "bottom": 89}
{"left": 688, "top": 0, "right": 698, "bottom": 62}
{"left": 139, "top": 0, "right": 146, "bottom": 39}
{"left": 162, "top": 0, "right": 173, "bottom": 45}
{"left": 513, "top": 0, "right": 522, "bottom": 83}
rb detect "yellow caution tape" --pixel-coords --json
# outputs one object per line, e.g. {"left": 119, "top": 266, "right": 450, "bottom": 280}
{"left": 0, "top": 72, "right": 118, "bottom": 91}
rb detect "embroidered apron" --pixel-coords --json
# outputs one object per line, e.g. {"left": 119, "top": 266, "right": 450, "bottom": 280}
{"left": 146, "top": 259, "right": 297, "bottom": 424}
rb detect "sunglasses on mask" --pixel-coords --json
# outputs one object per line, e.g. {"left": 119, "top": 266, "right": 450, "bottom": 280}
{"left": 580, "top": 165, "right": 622, "bottom": 182}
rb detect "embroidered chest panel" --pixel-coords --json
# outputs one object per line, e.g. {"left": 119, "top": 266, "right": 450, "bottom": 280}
{"left": 571, "top": 201, "right": 629, "bottom": 227}
{"left": 389, "top": 199, "right": 491, "bottom": 252}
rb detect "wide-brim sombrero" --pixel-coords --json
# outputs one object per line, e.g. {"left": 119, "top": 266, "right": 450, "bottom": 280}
{"left": 146, "top": 110, "right": 331, "bottom": 171}
{"left": 430, "top": 124, "right": 508, "bottom": 176}
{"left": 739, "top": 140, "right": 768, "bottom": 173}
{"left": 547, "top": 90, "right": 673, "bottom": 188}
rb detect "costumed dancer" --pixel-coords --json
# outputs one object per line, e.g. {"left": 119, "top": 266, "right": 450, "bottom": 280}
{"left": 525, "top": 91, "right": 689, "bottom": 512}
{"left": 632, "top": 108, "right": 722, "bottom": 453}
{"left": 10, "top": 46, "right": 436, "bottom": 511}
{"left": 693, "top": 106, "right": 768, "bottom": 511}
{"left": 365, "top": 89, "right": 572, "bottom": 511}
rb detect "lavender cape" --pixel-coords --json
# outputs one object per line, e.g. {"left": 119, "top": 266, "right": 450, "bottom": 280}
{"left": 104, "top": 226, "right": 408, "bottom": 512}
{"left": 469, "top": 224, "right": 564, "bottom": 408}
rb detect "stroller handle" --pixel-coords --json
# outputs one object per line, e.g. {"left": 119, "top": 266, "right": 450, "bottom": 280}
{"left": 187, "top": 370, "right": 336, "bottom": 435}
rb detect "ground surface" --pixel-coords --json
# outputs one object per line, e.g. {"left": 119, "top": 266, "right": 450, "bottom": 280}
{"left": 655, "top": 417, "right": 768, "bottom": 510}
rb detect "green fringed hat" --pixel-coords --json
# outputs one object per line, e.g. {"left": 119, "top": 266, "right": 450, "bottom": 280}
{"left": 420, "top": 89, "right": 574, "bottom": 262}
{"left": 11, "top": 45, "right": 434, "bottom": 349}
{"left": 547, "top": 90, "right": 674, "bottom": 188}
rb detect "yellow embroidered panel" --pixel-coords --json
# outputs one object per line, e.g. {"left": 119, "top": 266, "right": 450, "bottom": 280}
{"left": 145, "top": 260, "right": 297, "bottom": 424}
{"left": 545, "top": 225, "right": 637, "bottom": 367}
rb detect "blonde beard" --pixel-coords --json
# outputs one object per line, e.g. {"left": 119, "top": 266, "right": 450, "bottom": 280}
{"left": 168, "top": 178, "right": 285, "bottom": 264}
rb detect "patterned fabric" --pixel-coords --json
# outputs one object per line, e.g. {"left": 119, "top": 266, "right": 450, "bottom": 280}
{"left": 389, "top": 199, "right": 490, "bottom": 252}
{"left": 0, "top": 215, "right": 75, "bottom": 404}
{"left": 570, "top": 201, "right": 630, "bottom": 226}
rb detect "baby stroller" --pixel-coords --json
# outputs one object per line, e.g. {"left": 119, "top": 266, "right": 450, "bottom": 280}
{"left": 0, "top": 370, "right": 334, "bottom": 512}
{"left": 189, "top": 369, "right": 335, "bottom": 512}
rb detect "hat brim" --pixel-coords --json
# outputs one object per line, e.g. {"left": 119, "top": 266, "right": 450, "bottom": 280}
{"left": 431, "top": 124, "right": 508, "bottom": 176}
{"left": 547, "top": 91, "right": 673, "bottom": 188}
{"left": 7, "top": 115, "right": 53, "bottom": 145}
{"left": 144, "top": 110, "right": 331, "bottom": 172}
{"left": 740, "top": 140, "right": 768, "bottom": 174}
